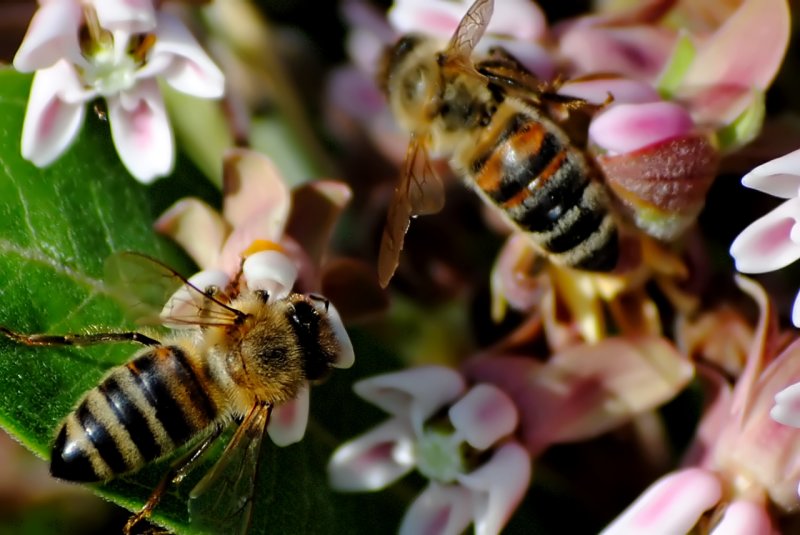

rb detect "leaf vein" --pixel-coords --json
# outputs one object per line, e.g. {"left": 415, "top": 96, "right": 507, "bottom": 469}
{"left": 0, "top": 238, "right": 104, "bottom": 293}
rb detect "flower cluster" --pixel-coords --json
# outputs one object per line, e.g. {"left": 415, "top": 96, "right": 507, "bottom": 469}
{"left": 14, "top": 0, "right": 224, "bottom": 182}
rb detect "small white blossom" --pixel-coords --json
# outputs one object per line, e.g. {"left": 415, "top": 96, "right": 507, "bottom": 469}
{"left": 14, "top": 0, "right": 225, "bottom": 182}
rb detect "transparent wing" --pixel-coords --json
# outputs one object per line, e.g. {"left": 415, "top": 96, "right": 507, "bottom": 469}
{"left": 445, "top": 0, "right": 494, "bottom": 60}
{"left": 189, "top": 403, "right": 272, "bottom": 535}
{"left": 103, "top": 251, "right": 244, "bottom": 327}
{"left": 377, "top": 136, "right": 445, "bottom": 287}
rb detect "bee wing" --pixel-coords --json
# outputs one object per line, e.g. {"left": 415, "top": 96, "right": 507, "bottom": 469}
{"left": 103, "top": 252, "right": 244, "bottom": 328}
{"left": 445, "top": 0, "right": 494, "bottom": 60}
{"left": 189, "top": 403, "right": 272, "bottom": 535}
{"left": 377, "top": 136, "right": 445, "bottom": 287}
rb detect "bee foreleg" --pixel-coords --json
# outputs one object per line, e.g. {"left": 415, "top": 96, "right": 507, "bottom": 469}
{"left": 0, "top": 327, "right": 161, "bottom": 347}
{"left": 123, "top": 425, "right": 225, "bottom": 535}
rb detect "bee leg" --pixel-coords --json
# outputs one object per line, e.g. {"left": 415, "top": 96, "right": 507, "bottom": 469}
{"left": 123, "top": 425, "right": 225, "bottom": 535}
{"left": 0, "top": 327, "right": 161, "bottom": 347}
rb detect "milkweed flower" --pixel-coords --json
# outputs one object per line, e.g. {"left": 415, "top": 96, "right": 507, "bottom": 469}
{"left": 157, "top": 149, "right": 355, "bottom": 446}
{"left": 327, "top": 366, "right": 530, "bottom": 535}
{"left": 13, "top": 0, "right": 225, "bottom": 182}
{"left": 603, "top": 277, "right": 800, "bottom": 534}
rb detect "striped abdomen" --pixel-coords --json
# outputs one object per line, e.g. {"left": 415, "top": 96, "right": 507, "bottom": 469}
{"left": 50, "top": 346, "right": 219, "bottom": 482}
{"left": 463, "top": 103, "right": 619, "bottom": 271}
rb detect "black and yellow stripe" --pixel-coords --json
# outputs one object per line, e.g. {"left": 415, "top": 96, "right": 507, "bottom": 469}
{"left": 50, "top": 346, "right": 218, "bottom": 482}
{"left": 464, "top": 103, "right": 618, "bottom": 271}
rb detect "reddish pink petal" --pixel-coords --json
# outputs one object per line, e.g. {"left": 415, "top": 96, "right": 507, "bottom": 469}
{"left": 107, "top": 80, "right": 174, "bottom": 182}
{"left": 600, "top": 468, "right": 721, "bottom": 534}
{"left": 680, "top": 366, "right": 733, "bottom": 469}
{"left": 328, "top": 419, "right": 416, "bottom": 491}
{"left": 456, "top": 442, "right": 531, "bottom": 535}
{"left": 286, "top": 180, "right": 352, "bottom": 269}
{"left": 448, "top": 385, "right": 518, "bottom": 450}
{"left": 683, "top": 0, "right": 790, "bottom": 91}
{"left": 559, "top": 25, "right": 676, "bottom": 80}
{"left": 354, "top": 367, "right": 465, "bottom": 432}
{"left": 712, "top": 500, "right": 774, "bottom": 535}
{"left": 729, "top": 197, "right": 800, "bottom": 273}
{"left": 13, "top": 1, "right": 82, "bottom": 72}
{"left": 267, "top": 383, "right": 309, "bottom": 446}
{"left": 154, "top": 198, "right": 228, "bottom": 270}
{"left": 590, "top": 101, "right": 694, "bottom": 154}
{"left": 399, "top": 483, "right": 474, "bottom": 535}
{"left": 20, "top": 62, "right": 86, "bottom": 167}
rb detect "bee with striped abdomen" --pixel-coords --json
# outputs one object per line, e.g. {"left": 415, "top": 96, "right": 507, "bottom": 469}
{"left": 377, "top": 0, "right": 648, "bottom": 287}
{"left": 0, "top": 251, "right": 354, "bottom": 534}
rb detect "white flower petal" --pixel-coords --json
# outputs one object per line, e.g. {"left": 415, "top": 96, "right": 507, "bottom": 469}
{"left": 328, "top": 418, "right": 416, "bottom": 491}
{"left": 144, "top": 12, "right": 225, "bottom": 98}
{"left": 711, "top": 500, "right": 773, "bottom": 535}
{"left": 92, "top": 0, "right": 157, "bottom": 34}
{"left": 241, "top": 250, "right": 298, "bottom": 300}
{"left": 160, "top": 269, "right": 230, "bottom": 327}
{"left": 741, "top": 147, "right": 800, "bottom": 199}
{"left": 399, "top": 483, "right": 474, "bottom": 535}
{"left": 770, "top": 382, "right": 800, "bottom": 428}
{"left": 730, "top": 197, "right": 800, "bottom": 273}
{"left": 318, "top": 302, "right": 354, "bottom": 369}
{"left": 107, "top": 80, "right": 174, "bottom": 182}
{"left": 13, "top": 0, "right": 83, "bottom": 72}
{"left": 449, "top": 384, "right": 518, "bottom": 451}
{"left": 21, "top": 62, "right": 86, "bottom": 167}
{"left": 792, "top": 290, "right": 800, "bottom": 329}
{"left": 600, "top": 468, "right": 722, "bottom": 535}
{"left": 354, "top": 366, "right": 465, "bottom": 432}
{"left": 456, "top": 442, "right": 531, "bottom": 535}
{"left": 267, "top": 383, "right": 309, "bottom": 447}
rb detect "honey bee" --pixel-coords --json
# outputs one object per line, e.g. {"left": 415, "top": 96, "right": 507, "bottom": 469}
{"left": 376, "top": 0, "right": 717, "bottom": 287}
{"left": 0, "top": 252, "right": 354, "bottom": 534}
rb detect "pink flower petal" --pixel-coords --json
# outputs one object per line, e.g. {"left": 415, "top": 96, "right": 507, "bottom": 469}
{"left": 222, "top": 148, "right": 291, "bottom": 233}
{"left": 559, "top": 77, "right": 660, "bottom": 106}
{"left": 771, "top": 382, "right": 800, "bottom": 428}
{"left": 683, "top": 0, "right": 790, "bottom": 91}
{"left": 456, "top": 442, "right": 531, "bottom": 535}
{"left": 729, "top": 197, "right": 800, "bottom": 273}
{"left": 559, "top": 25, "right": 676, "bottom": 80}
{"left": 328, "top": 418, "right": 416, "bottom": 491}
{"left": 154, "top": 198, "right": 228, "bottom": 270}
{"left": 92, "top": 0, "right": 157, "bottom": 35}
{"left": 20, "top": 62, "right": 87, "bottom": 167}
{"left": 13, "top": 0, "right": 83, "bottom": 72}
{"left": 241, "top": 250, "right": 298, "bottom": 300}
{"left": 160, "top": 269, "right": 230, "bottom": 328}
{"left": 399, "top": 483, "right": 474, "bottom": 535}
{"left": 354, "top": 367, "right": 465, "bottom": 432}
{"left": 107, "top": 80, "right": 174, "bottom": 182}
{"left": 711, "top": 500, "right": 774, "bottom": 535}
{"left": 144, "top": 12, "right": 225, "bottom": 98}
{"left": 741, "top": 147, "right": 800, "bottom": 199}
{"left": 267, "top": 383, "right": 309, "bottom": 447}
{"left": 600, "top": 468, "right": 722, "bottom": 535}
{"left": 590, "top": 101, "right": 694, "bottom": 154}
{"left": 448, "top": 384, "right": 518, "bottom": 451}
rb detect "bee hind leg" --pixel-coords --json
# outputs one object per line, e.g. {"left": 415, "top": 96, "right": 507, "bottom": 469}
{"left": 123, "top": 425, "right": 225, "bottom": 535}
{"left": 0, "top": 327, "right": 161, "bottom": 347}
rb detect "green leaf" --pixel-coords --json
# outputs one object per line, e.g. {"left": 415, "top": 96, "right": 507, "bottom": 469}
{"left": 0, "top": 69, "right": 403, "bottom": 534}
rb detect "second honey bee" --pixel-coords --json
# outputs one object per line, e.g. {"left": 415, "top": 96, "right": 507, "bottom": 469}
{"left": 377, "top": 0, "right": 656, "bottom": 287}
{"left": 0, "top": 251, "right": 354, "bottom": 534}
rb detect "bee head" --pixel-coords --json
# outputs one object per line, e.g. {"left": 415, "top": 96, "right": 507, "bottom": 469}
{"left": 285, "top": 295, "right": 354, "bottom": 381}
